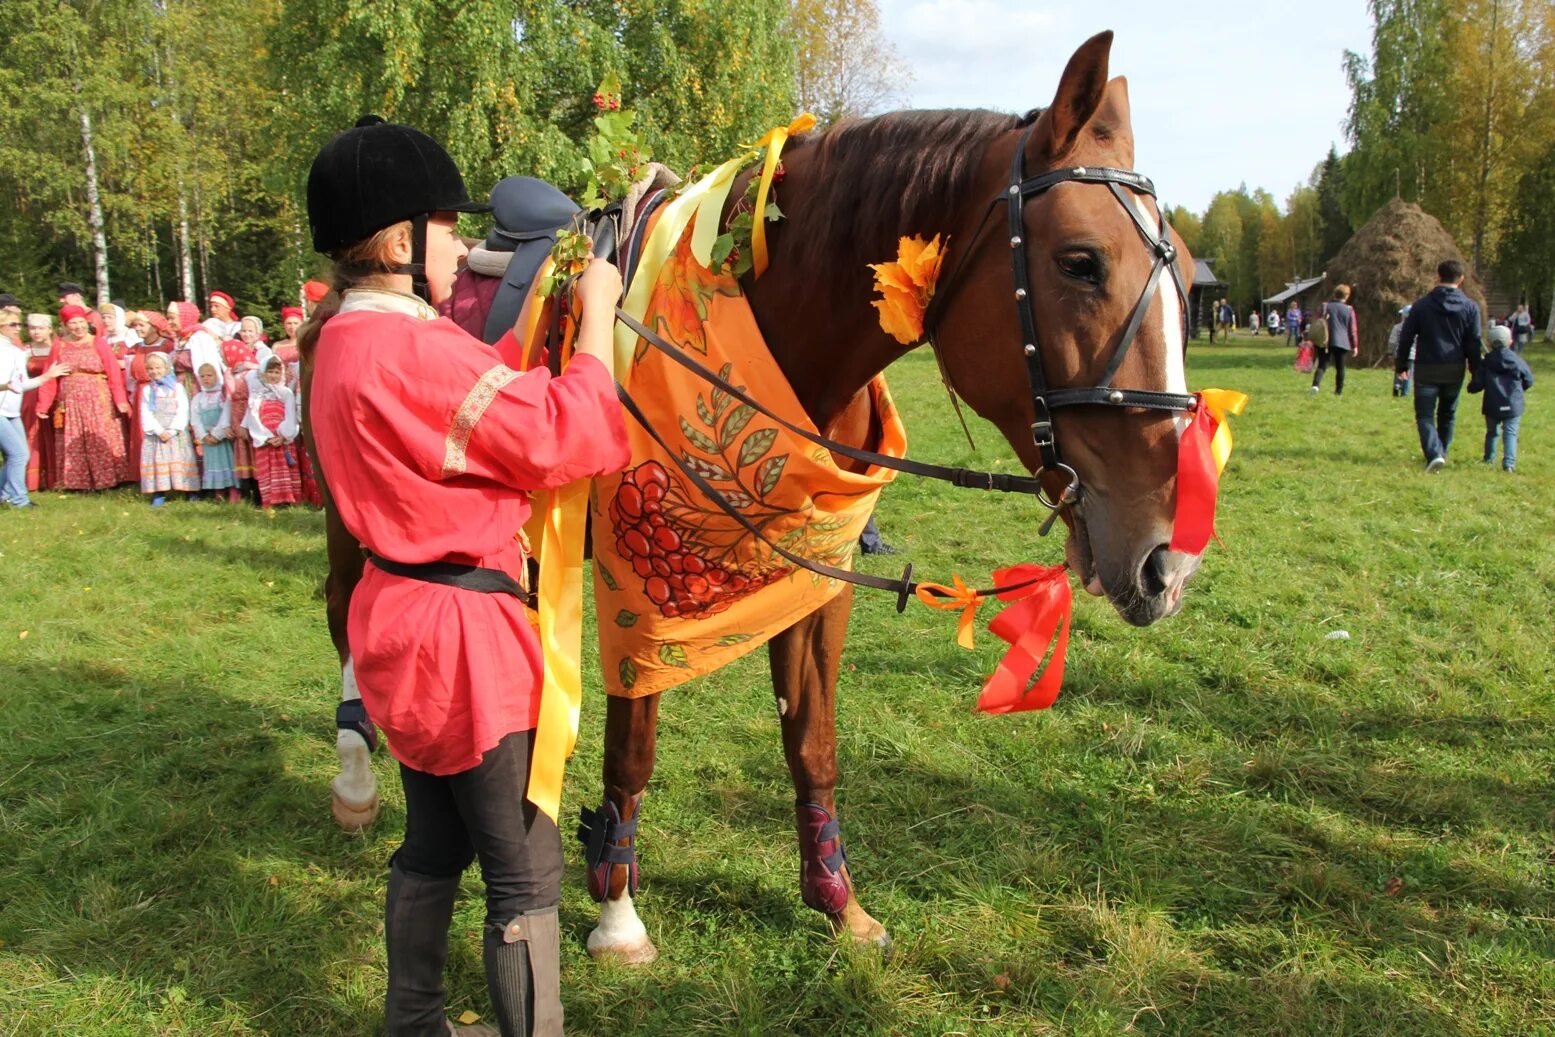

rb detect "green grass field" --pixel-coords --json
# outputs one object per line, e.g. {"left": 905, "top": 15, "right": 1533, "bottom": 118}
{"left": 2, "top": 333, "right": 1552, "bottom": 1036}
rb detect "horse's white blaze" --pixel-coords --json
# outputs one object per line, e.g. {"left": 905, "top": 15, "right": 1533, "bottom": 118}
{"left": 1129, "top": 195, "right": 1189, "bottom": 432}
{"left": 588, "top": 892, "right": 650, "bottom": 954}
{"left": 333, "top": 657, "right": 377, "bottom": 808}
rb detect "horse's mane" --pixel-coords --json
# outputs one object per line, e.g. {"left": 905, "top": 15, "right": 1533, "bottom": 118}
{"left": 784, "top": 109, "right": 1025, "bottom": 284}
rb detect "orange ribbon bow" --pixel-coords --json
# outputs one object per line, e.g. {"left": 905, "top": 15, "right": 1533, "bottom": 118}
{"left": 916, "top": 575, "right": 986, "bottom": 649}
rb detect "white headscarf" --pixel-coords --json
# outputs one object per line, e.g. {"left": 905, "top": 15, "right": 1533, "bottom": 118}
{"left": 100, "top": 304, "right": 142, "bottom": 348}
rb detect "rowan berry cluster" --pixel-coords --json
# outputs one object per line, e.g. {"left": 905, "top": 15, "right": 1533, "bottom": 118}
{"left": 609, "top": 461, "right": 784, "bottom": 619}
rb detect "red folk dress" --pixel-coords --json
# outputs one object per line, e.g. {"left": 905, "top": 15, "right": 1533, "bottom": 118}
{"left": 23, "top": 346, "right": 57, "bottom": 490}
{"left": 272, "top": 342, "right": 322, "bottom": 505}
{"left": 35, "top": 336, "right": 130, "bottom": 490}
{"left": 309, "top": 288, "right": 628, "bottom": 776}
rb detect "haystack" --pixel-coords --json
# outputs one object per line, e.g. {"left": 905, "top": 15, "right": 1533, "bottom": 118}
{"left": 1320, "top": 198, "right": 1486, "bottom": 365}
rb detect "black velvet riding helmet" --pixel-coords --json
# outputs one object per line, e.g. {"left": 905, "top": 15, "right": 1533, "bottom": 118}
{"left": 306, "top": 115, "right": 490, "bottom": 301}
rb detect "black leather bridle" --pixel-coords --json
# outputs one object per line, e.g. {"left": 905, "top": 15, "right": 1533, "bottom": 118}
{"left": 922, "top": 121, "right": 1195, "bottom": 526}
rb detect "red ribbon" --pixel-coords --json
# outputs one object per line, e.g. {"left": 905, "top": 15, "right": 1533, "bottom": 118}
{"left": 974, "top": 563, "right": 1073, "bottom": 715}
{"left": 1168, "top": 401, "right": 1220, "bottom": 556}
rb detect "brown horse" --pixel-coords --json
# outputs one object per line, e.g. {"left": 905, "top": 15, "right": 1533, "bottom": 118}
{"left": 309, "top": 29, "right": 1203, "bottom": 960}
{"left": 582, "top": 31, "right": 1200, "bottom": 962}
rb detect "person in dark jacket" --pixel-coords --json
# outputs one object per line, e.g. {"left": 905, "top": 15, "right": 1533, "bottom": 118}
{"left": 1468, "top": 325, "right": 1534, "bottom": 471}
{"left": 1396, "top": 260, "right": 1483, "bottom": 472}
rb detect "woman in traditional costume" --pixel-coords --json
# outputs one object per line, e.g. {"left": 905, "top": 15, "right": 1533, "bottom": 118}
{"left": 34, "top": 305, "right": 130, "bottom": 491}
{"left": 243, "top": 356, "right": 301, "bottom": 508}
{"left": 304, "top": 115, "right": 628, "bottom": 1036}
{"left": 22, "top": 314, "right": 58, "bottom": 490}
{"left": 207, "top": 290, "right": 241, "bottom": 339}
{"left": 137, "top": 351, "right": 199, "bottom": 506}
{"left": 189, "top": 363, "right": 238, "bottom": 501}
{"left": 166, "top": 301, "right": 224, "bottom": 399}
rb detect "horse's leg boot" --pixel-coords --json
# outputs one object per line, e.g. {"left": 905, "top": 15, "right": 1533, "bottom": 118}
{"left": 385, "top": 859, "right": 461, "bottom": 1037}
{"left": 578, "top": 795, "right": 640, "bottom": 902}
{"left": 483, "top": 906, "right": 563, "bottom": 1037}
{"left": 796, "top": 801, "right": 850, "bottom": 915}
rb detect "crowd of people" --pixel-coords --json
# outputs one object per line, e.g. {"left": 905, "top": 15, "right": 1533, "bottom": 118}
{"left": 0, "top": 282, "right": 324, "bottom": 510}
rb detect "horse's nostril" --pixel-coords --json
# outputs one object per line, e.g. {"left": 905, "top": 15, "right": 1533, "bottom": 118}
{"left": 1140, "top": 544, "right": 1172, "bottom": 598}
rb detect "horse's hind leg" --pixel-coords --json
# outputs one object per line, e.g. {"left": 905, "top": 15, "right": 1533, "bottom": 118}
{"left": 769, "top": 586, "right": 890, "bottom": 951}
{"left": 581, "top": 692, "right": 660, "bottom": 964}
{"left": 322, "top": 502, "right": 378, "bottom": 831}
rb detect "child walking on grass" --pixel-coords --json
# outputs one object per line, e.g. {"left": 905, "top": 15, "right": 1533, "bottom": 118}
{"left": 138, "top": 352, "right": 200, "bottom": 506}
{"left": 1468, "top": 325, "right": 1534, "bottom": 473}
{"left": 190, "top": 363, "right": 240, "bottom": 502}
{"left": 244, "top": 356, "right": 301, "bottom": 507}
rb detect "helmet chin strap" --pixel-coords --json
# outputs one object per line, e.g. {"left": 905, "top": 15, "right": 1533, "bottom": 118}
{"left": 392, "top": 213, "right": 431, "bottom": 303}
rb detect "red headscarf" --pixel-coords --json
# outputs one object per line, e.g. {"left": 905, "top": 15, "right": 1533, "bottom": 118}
{"left": 139, "top": 310, "right": 173, "bottom": 342}
{"left": 280, "top": 306, "right": 305, "bottom": 322}
{"left": 59, "top": 304, "right": 92, "bottom": 324}
{"left": 209, "top": 290, "right": 236, "bottom": 313}
{"left": 173, "top": 302, "right": 202, "bottom": 339}
{"left": 303, "top": 281, "right": 329, "bottom": 304}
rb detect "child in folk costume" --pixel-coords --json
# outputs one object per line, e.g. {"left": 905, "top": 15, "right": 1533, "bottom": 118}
{"left": 138, "top": 351, "right": 200, "bottom": 506}
{"left": 166, "top": 301, "right": 224, "bottom": 398}
{"left": 270, "top": 307, "right": 321, "bottom": 503}
{"left": 304, "top": 116, "right": 628, "bottom": 1036}
{"left": 190, "top": 363, "right": 239, "bottom": 501}
{"left": 244, "top": 356, "right": 301, "bottom": 507}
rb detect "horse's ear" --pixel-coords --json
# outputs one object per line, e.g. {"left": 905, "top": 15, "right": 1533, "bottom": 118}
{"left": 1089, "top": 76, "right": 1134, "bottom": 165}
{"left": 1037, "top": 31, "right": 1113, "bottom": 161}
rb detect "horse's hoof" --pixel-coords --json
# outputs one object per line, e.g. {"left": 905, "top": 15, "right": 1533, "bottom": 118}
{"left": 831, "top": 911, "right": 892, "bottom": 957}
{"left": 586, "top": 933, "right": 659, "bottom": 966}
{"left": 331, "top": 791, "right": 380, "bottom": 832}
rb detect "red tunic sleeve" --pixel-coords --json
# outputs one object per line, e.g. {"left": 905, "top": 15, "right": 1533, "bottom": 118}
{"left": 95, "top": 338, "right": 128, "bottom": 409}
{"left": 34, "top": 342, "right": 62, "bottom": 415}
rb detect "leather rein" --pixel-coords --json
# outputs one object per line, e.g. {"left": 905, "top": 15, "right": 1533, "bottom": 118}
{"left": 604, "top": 125, "right": 1194, "bottom": 607}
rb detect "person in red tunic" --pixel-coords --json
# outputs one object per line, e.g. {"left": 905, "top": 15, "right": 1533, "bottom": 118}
{"left": 304, "top": 116, "right": 628, "bottom": 1037}
{"left": 35, "top": 306, "right": 130, "bottom": 491}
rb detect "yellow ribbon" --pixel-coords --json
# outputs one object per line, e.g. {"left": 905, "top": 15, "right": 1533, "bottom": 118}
{"left": 915, "top": 575, "right": 985, "bottom": 650}
{"left": 1196, "top": 388, "right": 1248, "bottom": 475}
{"left": 750, "top": 114, "right": 816, "bottom": 279}
{"left": 516, "top": 309, "right": 594, "bottom": 823}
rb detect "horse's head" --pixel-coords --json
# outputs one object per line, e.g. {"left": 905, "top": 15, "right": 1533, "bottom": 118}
{"left": 934, "top": 31, "right": 1199, "bottom": 626}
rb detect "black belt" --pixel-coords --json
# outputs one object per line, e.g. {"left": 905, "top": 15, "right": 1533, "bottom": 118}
{"left": 369, "top": 556, "right": 531, "bottom": 604}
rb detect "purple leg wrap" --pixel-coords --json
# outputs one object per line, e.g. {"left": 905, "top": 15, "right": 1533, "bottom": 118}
{"left": 796, "top": 801, "right": 849, "bottom": 915}
{"left": 335, "top": 698, "right": 378, "bottom": 752}
{"left": 578, "top": 795, "right": 639, "bottom": 903}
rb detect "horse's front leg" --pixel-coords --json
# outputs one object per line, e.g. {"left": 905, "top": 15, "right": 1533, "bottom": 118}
{"left": 581, "top": 692, "right": 660, "bottom": 964}
{"left": 769, "top": 586, "right": 890, "bottom": 951}
{"left": 322, "top": 503, "right": 379, "bottom": 831}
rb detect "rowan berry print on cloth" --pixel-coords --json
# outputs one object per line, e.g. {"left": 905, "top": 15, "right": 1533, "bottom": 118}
{"left": 594, "top": 217, "right": 907, "bottom": 698}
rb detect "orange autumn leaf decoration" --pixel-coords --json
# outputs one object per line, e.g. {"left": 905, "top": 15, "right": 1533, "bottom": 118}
{"left": 870, "top": 234, "right": 948, "bottom": 345}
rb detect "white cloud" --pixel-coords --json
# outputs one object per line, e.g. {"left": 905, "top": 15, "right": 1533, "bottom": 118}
{"left": 876, "top": 0, "right": 1374, "bottom": 213}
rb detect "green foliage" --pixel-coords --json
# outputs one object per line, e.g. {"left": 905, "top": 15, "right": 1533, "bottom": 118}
{"left": 0, "top": 0, "right": 797, "bottom": 317}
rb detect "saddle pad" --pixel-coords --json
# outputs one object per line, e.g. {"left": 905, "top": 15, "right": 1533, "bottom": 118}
{"left": 593, "top": 217, "right": 907, "bottom": 698}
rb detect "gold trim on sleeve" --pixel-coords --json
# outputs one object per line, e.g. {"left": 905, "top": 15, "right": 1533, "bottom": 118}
{"left": 442, "top": 364, "right": 522, "bottom": 477}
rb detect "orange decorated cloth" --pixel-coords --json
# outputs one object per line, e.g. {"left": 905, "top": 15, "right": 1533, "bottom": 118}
{"left": 594, "top": 220, "right": 907, "bottom": 697}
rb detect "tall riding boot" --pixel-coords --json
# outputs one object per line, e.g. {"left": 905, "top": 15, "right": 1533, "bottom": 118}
{"left": 483, "top": 906, "right": 563, "bottom": 1037}
{"left": 385, "top": 859, "right": 462, "bottom": 1037}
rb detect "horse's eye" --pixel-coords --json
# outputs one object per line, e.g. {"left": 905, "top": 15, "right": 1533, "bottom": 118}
{"left": 1057, "top": 252, "right": 1101, "bottom": 284}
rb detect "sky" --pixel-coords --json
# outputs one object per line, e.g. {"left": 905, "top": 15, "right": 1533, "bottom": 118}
{"left": 876, "top": 0, "right": 1375, "bottom": 215}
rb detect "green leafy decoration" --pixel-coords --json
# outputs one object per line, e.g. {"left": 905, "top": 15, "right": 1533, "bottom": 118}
{"left": 658, "top": 643, "right": 690, "bottom": 668}
{"left": 615, "top": 609, "right": 639, "bottom": 628}
{"left": 597, "top": 563, "right": 620, "bottom": 591}
{"left": 619, "top": 658, "right": 638, "bottom": 691}
{"left": 720, "top": 404, "right": 756, "bottom": 448}
{"left": 680, "top": 453, "right": 734, "bottom": 481}
{"left": 679, "top": 416, "right": 721, "bottom": 455}
{"left": 716, "top": 633, "right": 754, "bottom": 646}
{"left": 695, "top": 395, "right": 716, "bottom": 427}
{"left": 739, "top": 428, "right": 779, "bottom": 467}
{"left": 755, "top": 454, "right": 787, "bottom": 496}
